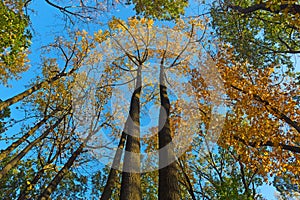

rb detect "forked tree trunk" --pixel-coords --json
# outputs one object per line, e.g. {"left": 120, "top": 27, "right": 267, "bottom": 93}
{"left": 120, "top": 67, "right": 142, "bottom": 200}
{"left": 158, "top": 65, "right": 180, "bottom": 200}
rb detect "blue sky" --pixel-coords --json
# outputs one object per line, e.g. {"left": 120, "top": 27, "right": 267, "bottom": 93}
{"left": 1, "top": 1, "right": 299, "bottom": 199}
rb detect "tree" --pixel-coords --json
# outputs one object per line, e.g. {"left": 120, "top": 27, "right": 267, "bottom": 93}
{"left": 158, "top": 50, "right": 181, "bottom": 200}
{"left": 191, "top": 44, "right": 300, "bottom": 186}
{"left": 210, "top": 0, "right": 300, "bottom": 76}
{"left": 0, "top": 0, "right": 31, "bottom": 86}
{"left": 99, "top": 17, "right": 206, "bottom": 199}
{"left": 129, "top": 0, "right": 188, "bottom": 20}
{"left": 207, "top": 1, "right": 300, "bottom": 194}
{"left": 189, "top": 140, "right": 264, "bottom": 199}
{"left": 0, "top": 30, "right": 100, "bottom": 112}
{"left": 0, "top": 21, "right": 113, "bottom": 198}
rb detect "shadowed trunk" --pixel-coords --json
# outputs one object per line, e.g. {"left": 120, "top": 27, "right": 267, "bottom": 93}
{"left": 120, "top": 66, "right": 142, "bottom": 200}
{"left": 100, "top": 128, "right": 127, "bottom": 200}
{"left": 158, "top": 65, "right": 180, "bottom": 200}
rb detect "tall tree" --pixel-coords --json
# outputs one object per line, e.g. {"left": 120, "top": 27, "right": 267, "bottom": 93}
{"left": 158, "top": 53, "right": 180, "bottom": 200}
{"left": 191, "top": 45, "right": 300, "bottom": 185}
{"left": 120, "top": 66, "right": 142, "bottom": 200}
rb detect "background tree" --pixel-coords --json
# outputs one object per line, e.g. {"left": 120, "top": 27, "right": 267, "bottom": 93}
{"left": 0, "top": 0, "right": 31, "bottom": 86}
{"left": 129, "top": 0, "right": 188, "bottom": 20}
{"left": 210, "top": 0, "right": 300, "bottom": 77}
{"left": 191, "top": 44, "right": 300, "bottom": 191}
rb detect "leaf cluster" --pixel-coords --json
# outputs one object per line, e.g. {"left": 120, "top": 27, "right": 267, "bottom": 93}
{"left": 0, "top": 0, "right": 32, "bottom": 85}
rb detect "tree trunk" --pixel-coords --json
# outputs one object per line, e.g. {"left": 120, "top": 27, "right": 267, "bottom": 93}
{"left": 120, "top": 67, "right": 142, "bottom": 200}
{"left": 0, "top": 68, "right": 77, "bottom": 112}
{"left": 158, "top": 65, "right": 180, "bottom": 200}
{"left": 18, "top": 141, "right": 64, "bottom": 200}
{"left": 100, "top": 128, "right": 127, "bottom": 200}
{"left": 37, "top": 143, "right": 84, "bottom": 200}
{"left": 18, "top": 168, "right": 45, "bottom": 200}
{"left": 0, "top": 109, "right": 59, "bottom": 162}
{"left": 0, "top": 117, "right": 64, "bottom": 179}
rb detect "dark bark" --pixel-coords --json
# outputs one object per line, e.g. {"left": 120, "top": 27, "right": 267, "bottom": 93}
{"left": 158, "top": 65, "right": 180, "bottom": 200}
{"left": 0, "top": 117, "right": 64, "bottom": 179}
{"left": 120, "top": 67, "right": 142, "bottom": 200}
{"left": 100, "top": 129, "right": 127, "bottom": 200}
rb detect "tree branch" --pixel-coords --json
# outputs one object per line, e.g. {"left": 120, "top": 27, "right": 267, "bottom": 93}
{"left": 229, "top": 3, "right": 300, "bottom": 15}
{"left": 233, "top": 135, "right": 300, "bottom": 154}
{"left": 230, "top": 84, "right": 300, "bottom": 133}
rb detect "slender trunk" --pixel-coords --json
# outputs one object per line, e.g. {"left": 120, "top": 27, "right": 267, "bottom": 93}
{"left": 0, "top": 69, "right": 77, "bottom": 112}
{"left": 0, "top": 117, "right": 64, "bottom": 179}
{"left": 18, "top": 168, "right": 45, "bottom": 200}
{"left": 158, "top": 66, "right": 180, "bottom": 200}
{"left": 37, "top": 143, "right": 84, "bottom": 200}
{"left": 0, "top": 109, "right": 59, "bottom": 162}
{"left": 178, "top": 160, "right": 197, "bottom": 200}
{"left": 100, "top": 129, "right": 127, "bottom": 200}
{"left": 120, "top": 67, "right": 142, "bottom": 200}
{"left": 18, "top": 140, "right": 64, "bottom": 200}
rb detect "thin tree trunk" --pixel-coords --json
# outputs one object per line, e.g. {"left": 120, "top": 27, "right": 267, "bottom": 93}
{"left": 18, "top": 168, "right": 45, "bottom": 200}
{"left": 37, "top": 143, "right": 84, "bottom": 200}
{"left": 0, "top": 109, "right": 59, "bottom": 162}
{"left": 18, "top": 138, "right": 65, "bottom": 200}
{"left": 178, "top": 159, "right": 197, "bottom": 200}
{"left": 0, "top": 68, "right": 77, "bottom": 112}
{"left": 0, "top": 117, "right": 64, "bottom": 179}
{"left": 100, "top": 128, "right": 127, "bottom": 200}
{"left": 120, "top": 67, "right": 142, "bottom": 200}
{"left": 158, "top": 65, "right": 180, "bottom": 200}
